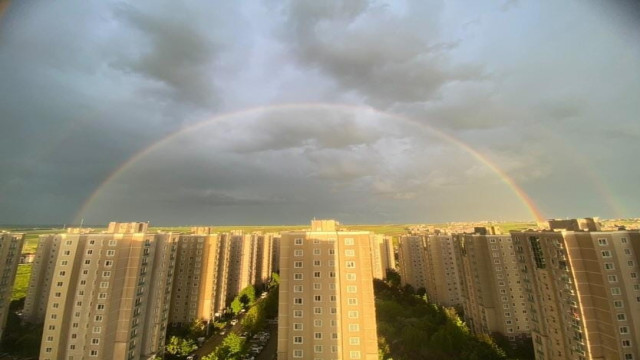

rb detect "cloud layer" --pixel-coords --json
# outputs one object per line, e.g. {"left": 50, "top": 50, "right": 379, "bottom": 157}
{"left": 1, "top": 0, "right": 638, "bottom": 225}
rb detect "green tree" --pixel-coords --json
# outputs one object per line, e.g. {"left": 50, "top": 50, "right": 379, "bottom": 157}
{"left": 214, "top": 333, "right": 245, "bottom": 359}
{"left": 385, "top": 268, "right": 401, "bottom": 287}
{"left": 230, "top": 297, "right": 243, "bottom": 314}
{"left": 189, "top": 319, "right": 206, "bottom": 338}
{"left": 165, "top": 336, "right": 197, "bottom": 357}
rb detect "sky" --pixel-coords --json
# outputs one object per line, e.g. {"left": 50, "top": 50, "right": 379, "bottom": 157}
{"left": 0, "top": 0, "right": 639, "bottom": 226}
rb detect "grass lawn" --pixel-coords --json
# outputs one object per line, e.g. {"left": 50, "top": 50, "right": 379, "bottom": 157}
{"left": 12, "top": 264, "right": 32, "bottom": 301}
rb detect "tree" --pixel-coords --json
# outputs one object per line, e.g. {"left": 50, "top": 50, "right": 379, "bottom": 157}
{"left": 189, "top": 319, "right": 206, "bottom": 338}
{"left": 230, "top": 297, "right": 243, "bottom": 315}
{"left": 385, "top": 269, "right": 401, "bottom": 288}
{"left": 165, "top": 336, "right": 197, "bottom": 357}
{"left": 214, "top": 333, "right": 245, "bottom": 359}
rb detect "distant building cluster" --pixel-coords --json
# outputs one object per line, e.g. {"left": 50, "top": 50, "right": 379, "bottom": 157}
{"left": 398, "top": 218, "right": 640, "bottom": 360}
{"left": 3, "top": 220, "right": 395, "bottom": 360}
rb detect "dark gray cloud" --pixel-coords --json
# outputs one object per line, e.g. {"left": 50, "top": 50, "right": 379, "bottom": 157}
{"left": 1, "top": 0, "right": 639, "bottom": 225}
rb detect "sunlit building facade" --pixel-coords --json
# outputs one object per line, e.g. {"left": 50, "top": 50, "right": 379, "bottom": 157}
{"left": 369, "top": 234, "right": 396, "bottom": 280}
{"left": 456, "top": 230, "right": 530, "bottom": 339}
{"left": 0, "top": 232, "right": 24, "bottom": 340}
{"left": 397, "top": 235, "right": 428, "bottom": 289}
{"left": 277, "top": 220, "right": 379, "bottom": 360}
{"left": 513, "top": 227, "right": 640, "bottom": 360}
{"left": 25, "top": 224, "right": 178, "bottom": 360}
{"left": 423, "top": 234, "right": 463, "bottom": 307}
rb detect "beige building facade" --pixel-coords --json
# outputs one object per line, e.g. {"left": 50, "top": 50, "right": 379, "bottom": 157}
{"left": 423, "top": 234, "right": 462, "bottom": 307}
{"left": 456, "top": 231, "right": 530, "bottom": 338}
{"left": 398, "top": 235, "right": 428, "bottom": 289}
{"left": 25, "top": 224, "right": 178, "bottom": 360}
{"left": 277, "top": 220, "right": 378, "bottom": 360}
{"left": 0, "top": 232, "right": 24, "bottom": 340}
{"left": 513, "top": 228, "right": 640, "bottom": 360}
{"left": 369, "top": 234, "right": 395, "bottom": 280}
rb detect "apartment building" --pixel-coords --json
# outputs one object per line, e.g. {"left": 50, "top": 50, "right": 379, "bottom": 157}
{"left": 423, "top": 234, "right": 462, "bottom": 307}
{"left": 456, "top": 229, "right": 530, "bottom": 339}
{"left": 277, "top": 220, "right": 378, "bottom": 360}
{"left": 226, "top": 232, "right": 255, "bottom": 302}
{"left": 0, "top": 232, "right": 24, "bottom": 340}
{"left": 24, "top": 223, "right": 178, "bottom": 360}
{"left": 369, "top": 234, "right": 395, "bottom": 280}
{"left": 397, "top": 235, "right": 428, "bottom": 289}
{"left": 169, "top": 232, "right": 224, "bottom": 325}
{"left": 513, "top": 226, "right": 640, "bottom": 360}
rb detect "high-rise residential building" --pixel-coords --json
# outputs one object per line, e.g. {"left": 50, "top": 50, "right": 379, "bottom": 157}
{"left": 24, "top": 223, "right": 178, "bottom": 360}
{"left": 252, "top": 233, "right": 275, "bottom": 288}
{"left": 0, "top": 232, "right": 24, "bottom": 340}
{"left": 397, "top": 235, "right": 428, "bottom": 289}
{"left": 226, "top": 232, "right": 255, "bottom": 301}
{"left": 423, "top": 234, "right": 462, "bottom": 307}
{"left": 277, "top": 220, "right": 379, "bottom": 360}
{"left": 169, "top": 232, "right": 224, "bottom": 325}
{"left": 512, "top": 225, "right": 640, "bottom": 360}
{"left": 369, "top": 234, "right": 396, "bottom": 280}
{"left": 456, "top": 229, "right": 530, "bottom": 339}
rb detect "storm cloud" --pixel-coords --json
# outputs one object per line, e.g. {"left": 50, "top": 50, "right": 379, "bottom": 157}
{"left": 0, "top": 0, "right": 638, "bottom": 225}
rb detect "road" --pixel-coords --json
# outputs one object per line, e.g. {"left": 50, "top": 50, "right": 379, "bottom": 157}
{"left": 193, "top": 314, "right": 245, "bottom": 358}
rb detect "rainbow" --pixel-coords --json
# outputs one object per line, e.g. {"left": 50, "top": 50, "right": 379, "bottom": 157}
{"left": 74, "top": 103, "right": 546, "bottom": 223}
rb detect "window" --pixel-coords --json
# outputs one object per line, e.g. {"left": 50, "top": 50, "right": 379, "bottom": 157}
{"left": 601, "top": 250, "right": 612, "bottom": 258}
{"left": 344, "top": 238, "right": 354, "bottom": 245}
{"left": 329, "top": 249, "right": 335, "bottom": 255}
{"left": 329, "top": 271, "right": 336, "bottom": 278}
{"left": 620, "top": 326, "right": 629, "bottom": 334}
{"left": 106, "top": 250, "right": 115, "bottom": 256}
{"left": 95, "top": 315, "right": 103, "bottom": 322}
{"left": 608, "top": 275, "right": 618, "bottom": 282}
{"left": 102, "top": 271, "right": 111, "bottom": 277}
{"left": 348, "top": 311, "right": 359, "bottom": 318}
{"left": 314, "top": 319, "right": 322, "bottom": 327}
{"left": 346, "top": 273, "right": 356, "bottom": 281}
{"left": 349, "top": 337, "right": 360, "bottom": 345}
{"left": 313, "top": 283, "right": 321, "bottom": 290}
{"left": 614, "top": 300, "right": 624, "bottom": 308}
{"left": 91, "top": 338, "right": 99, "bottom": 345}
{"left": 100, "top": 282, "right": 109, "bottom": 288}
{"left": 314, "top": 271, "right": 321, "bottom": 278}
{"left": 294, "top": 249, "right": 303, "bottom": 257}
{"left": 314, "top": 260, "right": 321, "bottom": 266}
{"left": 295, "top": 238, "right": 303, "bottom": 245}
{"left": 598, "top": 238, "right": 608, "bottom": 246}
{"left": 314, "top": 307, "right": 322, "bottom": 314}
{"left": 605, "top": 263, "right": 615, "bottom": 270}
{"left": 622, "top": 340, "right": 631, "bottom": 347}
{"left": 612, "top": 288, "right": 622, "bottom": 295}
{"left": 350, "top": 351, "right": 361, "bottom": 359}
{"left": 294, "top": 261, "right": 303, "bottom": 268}
{"left": 84, "top": 260, "right": 91, "bottom": 265}
{"left": 293, "top": 323, "right": 303, "bottom": 330}
{"left": 93, "top": 326, "right": 101, "bottom": 333}
{"left": 348, "top": 324, "right": 360, "bottom": 332}
{"left": 294, "top": 285, "right": 303, "bottom": 292}
{"left": 314, "top": 295, "right": 322, "bottom": 302}
{"left": 624, "top": 354, "right": 633, "bottom": 360}
{"left": 621, "top": 237, "right": 628, "bottom": 243}
{"left": 617, "top": 313, "right": 627, "bottom": 321}
{"left": 314, "top": 332, "right": 322, "bottom": 339}
{"left": 314, "top": 345, "right": 323, "bottom": 353}
{"left": 330, "top": 295, "right": 336, "bottom": 302}
{"left": 313, "top": 249, "right": 321, "bottom": 255}
{"left": 294, "top": 273, "right": 303, "bottom": 280}
{"left": 628, "top": 260, "right": 635, "bottom": 267}
{"left": 346, "top": 261, "right": 356, "bottom": 268}
{"left": 345, "top": 249, "right": 355, "bottom": 256}
{"left": 293, "top": 310, "right": 303, "bottom": 318}
{"left": 293, "top": 350, "right": 303, "bottom": 358}
{"left": 347, "top": 286, "right": 357, "bottom": 293}
{"left": 105, "top": 260, "right": 113, "bottom": 267}
{"left": 293, "top": 336, "right": 303, "bottom": 344}
{"left": 294, "top": 298, "right": 303, "bottom": 305}
{"left": 330, "top": 307, "right": 337, "bottom": 314}
{"left": 97, "top": 304, "right": 105, "bottom": 310}
{"left": 632, "top": 273, "right": 638, "bottom": 279}
{"left": 348, "top": 298, "right": 358, "bottom": 305}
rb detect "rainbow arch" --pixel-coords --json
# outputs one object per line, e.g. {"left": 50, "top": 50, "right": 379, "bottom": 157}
{"left": 74, "top": 103, "right": 546, "bottom": 223}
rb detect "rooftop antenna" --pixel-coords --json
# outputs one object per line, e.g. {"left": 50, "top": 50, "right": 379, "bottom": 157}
{"left": 80, "top": 218, "right": 84, "bottom": 229}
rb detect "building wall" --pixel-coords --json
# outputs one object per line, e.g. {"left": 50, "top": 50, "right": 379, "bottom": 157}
{"left": 35, "top": 231, "right": 178, "bottom": 360}
{"left": 513, "top": 230, "right": 640, "bottom": 360}
{"left": 457, "top": 233, "right": 530, "bottom": 338}
{"left": 398, "top": 235, "right": 428, "bottom": 289}
{"left": 0, "top": 233, "right": 24, "bottom": 340}
{"left": 277, "top": 221, "right": 378, "bottom": 360}
{"left": 424, "top": 235, "right": 462, "bottom": 307}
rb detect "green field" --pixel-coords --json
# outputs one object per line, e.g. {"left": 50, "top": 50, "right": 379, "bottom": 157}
{"left": 12, "top": 264, "right": 32, "bottom": 301}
